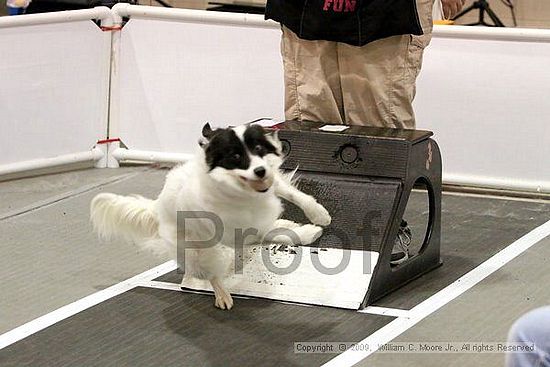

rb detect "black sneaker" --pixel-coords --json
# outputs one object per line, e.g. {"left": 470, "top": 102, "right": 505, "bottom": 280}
{"left": 391, "top": 220, "right": 412, "bottom": 266}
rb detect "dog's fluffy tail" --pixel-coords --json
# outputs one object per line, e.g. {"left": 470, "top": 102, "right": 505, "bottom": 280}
{"left": 90, "top": 193, "right": 159, "bottom": 244}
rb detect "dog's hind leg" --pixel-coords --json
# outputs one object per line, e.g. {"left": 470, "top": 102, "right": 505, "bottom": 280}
{"left": 274, "top": 177, "right": 331, "bottom": 226}
{"left": 210, "top": 277, "right": 233, "bottom": 310}
{"left": 181, "top": 246, "right": 235, "bottom": 310}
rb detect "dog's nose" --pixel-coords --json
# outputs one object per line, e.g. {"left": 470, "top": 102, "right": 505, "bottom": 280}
{"left": 254, "top": 167, "right": 266, "bottom": 178}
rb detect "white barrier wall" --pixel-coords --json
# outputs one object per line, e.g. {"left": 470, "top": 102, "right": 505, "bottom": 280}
{"left": 1, "top": 5, "right": 548, "bottom": 193}
{"left": 112, "top": 8, "right": 550, "bottom": 192}
{"left": 0, "top": 13, "right": 111, "bottom": 171}
{"left": 414, "top": 27, "right": 550, "bottom": 192}
{"left": 114, "top": 15, "right": 284, "bottom": 154}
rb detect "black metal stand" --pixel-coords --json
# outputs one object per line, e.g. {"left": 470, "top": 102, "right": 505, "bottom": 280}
{"left": 276, "top": 121, "right": 443, "bottom": 308}
{"left": 452, "top": 0, "right": 505, "bottom": 27}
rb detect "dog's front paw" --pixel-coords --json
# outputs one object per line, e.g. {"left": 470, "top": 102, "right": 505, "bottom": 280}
{"left": 305, "top": 203, "right": 332, "bottom": 226}
{"left": 297, "top": 224, "right": 323, "bottom": 245}
{"left": 214, "top": 291, "right": 234, "bottom": 310}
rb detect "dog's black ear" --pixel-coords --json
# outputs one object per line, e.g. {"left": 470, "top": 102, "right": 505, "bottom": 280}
{"left": 199, "top": 123, "right": 214, "bottom": 148}
{"left": 202, "top": 123, "right": 215, "bottom": 140}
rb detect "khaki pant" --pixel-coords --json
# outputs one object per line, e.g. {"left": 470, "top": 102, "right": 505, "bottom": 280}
{"left": 281, "top": 0, "right": 434, "bottom": 129}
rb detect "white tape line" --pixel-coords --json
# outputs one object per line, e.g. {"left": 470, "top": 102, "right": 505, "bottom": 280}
{"left": 441, "top": 190, "right": 550, "bottom": 204}
{"left": 323, "top": 219, "right": 550, "bottom": 367}
{"left": 0, "top": 261, "right": 177, "bottom": 350}
{"left": 359, "top": 306, "right": 411, "bottom": 319}
{"left": 140, "top": 280, "right": 184, "bottom": 292}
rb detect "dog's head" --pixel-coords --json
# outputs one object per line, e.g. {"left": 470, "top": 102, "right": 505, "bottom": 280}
{"left": 199, "top": 123, "right": 283, "bottom": 194}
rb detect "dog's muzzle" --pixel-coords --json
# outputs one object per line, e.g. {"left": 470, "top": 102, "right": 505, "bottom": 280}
{"left": 240, "top": 176, "right": 273, "bottom": 193}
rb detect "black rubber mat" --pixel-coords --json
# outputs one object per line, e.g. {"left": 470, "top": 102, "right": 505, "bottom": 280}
{"left": 0, "top": 287, "right": 394, "bottom": 367}
{"left": 374, "top": 193, "right": 550, "bottom": 309}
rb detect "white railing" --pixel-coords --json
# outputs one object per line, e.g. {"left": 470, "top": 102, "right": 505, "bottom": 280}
{"left": 106, "top": 4, "right": 283, "bottom": 168}
{"left": 1, "top": 5, "right": 549, "bottom": 193}
{"left": 112, "top": 147, "right": 192, "bottom": 165}
{"left": 0, "top": 7, "right": 113, "bottom": 179}
{"left": 433, "top": 24, "right": 550, "bottom": 42}
{"left": 111, "top": 3, "right": 276, "bottom": 28}
{"left": 0, "top": 6, "right": 113, "bottom": 27}
{"left": 0, "top": 148, "right": 105, "bottom": 177}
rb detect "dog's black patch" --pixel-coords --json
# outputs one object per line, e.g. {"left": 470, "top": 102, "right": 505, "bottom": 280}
{"left": 204, "top": 129, "right": 250, "bottom": 171}
{"left": 243, "top": 125, "right": 279, "bottom": 157}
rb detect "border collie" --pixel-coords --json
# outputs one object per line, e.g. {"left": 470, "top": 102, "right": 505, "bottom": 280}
{"left": 90, "top": 123, "right": 331, "bottom": 310}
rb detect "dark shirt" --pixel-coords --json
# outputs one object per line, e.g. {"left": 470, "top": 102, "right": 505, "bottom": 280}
{"left": 265, "top": 0, "right": 423, "bottom": 46}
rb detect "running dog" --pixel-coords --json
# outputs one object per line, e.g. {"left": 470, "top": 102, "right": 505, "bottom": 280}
{"left": 90, "top": 123, "right": 331, "bottom": 309}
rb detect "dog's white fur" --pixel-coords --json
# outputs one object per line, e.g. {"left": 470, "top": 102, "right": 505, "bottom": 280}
{"left": 90, "top": 126, "right": 331, "bottom": 309}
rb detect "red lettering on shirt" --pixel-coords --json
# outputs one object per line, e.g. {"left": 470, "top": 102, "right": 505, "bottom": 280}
{"left": 344, "top": 0, "right": 356, "bottom": 12}
{"left": 322, "top": 0, "right": 356, "bottom": 12}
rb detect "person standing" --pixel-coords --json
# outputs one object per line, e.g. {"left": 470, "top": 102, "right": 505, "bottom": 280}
{"left": 264, "top": 0, "right": 465, "bottom": 264}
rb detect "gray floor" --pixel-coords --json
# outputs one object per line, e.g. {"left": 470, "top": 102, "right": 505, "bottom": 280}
{"left": 0, "top": 167, "right": 549, "bottom": 366}
{"left": 0, "top": 167, "right": 171, "bottom": 334}
{"left": 376, "top": 191, "right": 550, "bottom": 309}
{"left": 0, "top": 167, "right": 144, "bottom": 219}
{"left": 360, "top": 236, "right": 550, "bottom": 367}
{"left": 1, "top": 288, "right": 393, "bottom": 367}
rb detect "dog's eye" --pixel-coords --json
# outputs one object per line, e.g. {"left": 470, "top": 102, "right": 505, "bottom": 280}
{"left": 254, "top": 145, "right": 265, "bottom": 155}
{"left": 232, "top": 153, "right": 241, "bottom": 161}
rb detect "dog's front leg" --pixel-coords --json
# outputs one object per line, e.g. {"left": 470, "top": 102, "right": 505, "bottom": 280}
{"left": 274, "top": 176, "right": 331, "bottom": 226}
{"left": 264, "top": 219, "right": 323, "bottom": 246}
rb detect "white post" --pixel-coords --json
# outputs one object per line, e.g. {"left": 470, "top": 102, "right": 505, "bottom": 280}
{"left": 104, "top": 3, "right": 126, "bottom": 169}
{"left": 107, "top": 141, "right": 121, "bottom": 168}
{"left": 94, "top": 144, "right": 108, "bottom": 168}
